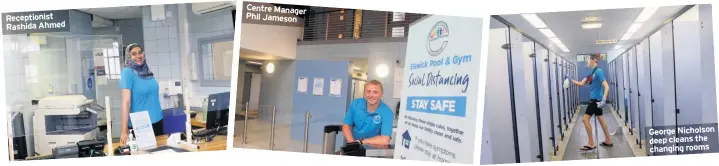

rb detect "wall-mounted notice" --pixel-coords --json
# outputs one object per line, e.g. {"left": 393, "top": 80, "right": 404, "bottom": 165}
{"left": 241, "top": 1, "right": 307, "bottom": 27}
{"left": 393, "top": 15, "right": 483, "bottom": 164}
{"left": 93, "top": 49, "right": 107, "bottom": 76}
{"left": 297, "top": 77, "right": 308, "bottom": 94}
{"left": 2, "top": 10, "right": 70, "bottom": 35}
{"left": 393, "top": 67, "right": 404, "bottom": 99}
{"left": 313, "top": 77, "right": 324, "bottom": 96}
{"left": 329, "top": 78, "right": 342, "bottom": 97}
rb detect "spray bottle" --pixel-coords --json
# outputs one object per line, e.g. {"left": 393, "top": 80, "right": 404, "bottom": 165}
{"left": 128, "top": 130, "right": 138, "bottom": 153}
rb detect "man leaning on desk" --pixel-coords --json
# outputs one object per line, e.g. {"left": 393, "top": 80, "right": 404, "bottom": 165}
{"left": 342, "top": 80, "right": 395, "bottom": 146}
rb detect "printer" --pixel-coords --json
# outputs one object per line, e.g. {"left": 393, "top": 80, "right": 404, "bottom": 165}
{"left": 33, "top": 95, "right": 101, "bottom": 155}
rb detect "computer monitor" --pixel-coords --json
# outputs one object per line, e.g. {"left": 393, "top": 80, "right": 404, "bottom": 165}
{"left": 206, "top": 92, "right": 230, "bottom": 133}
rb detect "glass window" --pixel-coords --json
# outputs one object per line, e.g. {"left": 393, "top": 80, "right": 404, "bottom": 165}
{"left": 199, "top": 39, "right": 234, "bottom": 86}
{"left": 99, "top": 42, "right": 123, "bottom": 80}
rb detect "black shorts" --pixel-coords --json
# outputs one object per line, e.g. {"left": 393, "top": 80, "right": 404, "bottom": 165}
{"left": 585, "top": 99, "right": 603, "bottom": 116}
{"left": 129, "top": 119, "right": 164, "bottom": 136}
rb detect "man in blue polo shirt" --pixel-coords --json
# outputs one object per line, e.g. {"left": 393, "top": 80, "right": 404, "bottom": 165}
{"left": 570, "top": 54, "right": 612, "bottom": 151}
{"left": 342, "top": 80, "right": 395, "bottom": 146}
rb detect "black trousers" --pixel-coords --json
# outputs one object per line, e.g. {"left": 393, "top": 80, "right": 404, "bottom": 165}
{"left": 129, "top": 119, "right": 164, "bottom": 136}
{"left": 585, "top": 99, "right": 603, "bottom": 116}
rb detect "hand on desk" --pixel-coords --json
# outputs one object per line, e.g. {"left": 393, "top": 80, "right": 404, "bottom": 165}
{"left": 120, "top": 132, "right": 129, "bottom": 145}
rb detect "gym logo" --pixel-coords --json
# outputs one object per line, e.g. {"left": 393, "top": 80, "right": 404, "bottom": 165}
{"left": 373, "top": 115, "right": 381, "bottom": 124}
{"left": 427, "top": 21, "right": 449, "bottom": 56}
{"left": 136, "top": 124, "right": 151, "bottom": 130}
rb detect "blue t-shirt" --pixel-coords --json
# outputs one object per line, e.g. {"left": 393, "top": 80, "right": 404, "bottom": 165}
{"left": 587, "top": 67, "right": 606, "bottom": 101}
{"left": 120, "top": 67, "right": 163, "bottom": 127}
{"left": 343, "top": 98, "right": 395, "bottom": 140}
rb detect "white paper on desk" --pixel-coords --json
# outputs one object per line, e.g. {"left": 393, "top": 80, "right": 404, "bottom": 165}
{"left": 329, "top": 78, "right": 342, "bottom": 97}
{"left": 297, "top": 77, "right": 308, "bottom": 94}
{"left": 313, "top": 78, "right": 324, "bottom": 96}
{"left": 129, "top": 111, "right": 157, "bottom": 150}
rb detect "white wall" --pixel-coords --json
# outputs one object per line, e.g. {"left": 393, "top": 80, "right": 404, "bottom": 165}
{"left": 240, "top": 23, "right": 303, "bottom": 60}
{"left": 296, "top": 41, "right": 407, "bottom": 109}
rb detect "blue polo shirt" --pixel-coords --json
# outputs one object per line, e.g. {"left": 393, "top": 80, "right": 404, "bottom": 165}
{"left": 343, "top": 98, "right": 395, "bottom": 140}
{"left": 587, "top": 67, "right": 606, "bottom": 101}
{"left": 120, "top": 67, "right": 163, "bottom": 127}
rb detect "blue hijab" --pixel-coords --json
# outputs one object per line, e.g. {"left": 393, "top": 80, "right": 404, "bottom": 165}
{"left": 124, "top": 43, "right": 154, "bottom": 79}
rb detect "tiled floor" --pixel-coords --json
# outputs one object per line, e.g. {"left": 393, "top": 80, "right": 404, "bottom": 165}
{"left": 232, "top": 118, "right": 325, "bottom": 153}
{"left": 562, "top": 106, "right": 635, "bottom": 160}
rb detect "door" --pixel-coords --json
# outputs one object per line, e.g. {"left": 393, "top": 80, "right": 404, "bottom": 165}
{"left": 535, "top": 45, "right": 555, "bottom": 158}
{"left": 483, "top": 21, "right": 517, "bottom": 164}
{"left": 249, "top": 73, "right": 262, "bottom": 110}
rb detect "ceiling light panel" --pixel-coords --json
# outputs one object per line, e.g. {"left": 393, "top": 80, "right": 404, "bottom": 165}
{"left": 621, "top": 33, "right": 633, "bottom": 40}
{"left": 627, "top": 23, "right": 643, "bottom": 33}
{"left": 538, "top": 28, "right": 556, "bottom": 38}
{"left": 521, "top": 14, "right": 548, "bottom": 28}
{"left": 634, "top": 7, "right": 659, "bottom": 23}
{"left": 581, "top": 22, "right": 603, "bottom": 29}
{"left": 583, "top": 16, "right": 599, "bottom": 22}
{"left": 549, "top": 37, "right": 563, "bottom": 45}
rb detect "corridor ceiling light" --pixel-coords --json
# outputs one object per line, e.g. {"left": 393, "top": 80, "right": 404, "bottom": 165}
{"left": 521, "top": 14, "right": 548, "bottom": 28}
{"left": 614, "top": 45, "right": 622, "bottom": 50}
{"left": 626, "top": 23, "right": 643, "bottom": 33}
{"left": 538, "top": 28, "right": 556, "bottom": 38}
{"left": 621, "top": 33, "right": 633, "bottom": 40}
{"left": 549, "top": 37, "right": 563, "bottom": 45}
{"left": 583, "top": 16, "right": 599, "bottom": 22}
{"left": 581, "top": 22, "right": 603, "bottom": 29}
{"left": 266, "top": 62, "right": 275, "bottom": 74}
{"left": 376, "top": 64, "right": 389, "bottom": 78}
{"left": 634, "top": 7, "right": 659, "bottom": 23}
{"left": 559, "top": 45, "right": 570, "bottom": 52}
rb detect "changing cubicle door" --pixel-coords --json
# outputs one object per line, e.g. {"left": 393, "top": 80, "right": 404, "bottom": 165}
{"left": 564, "top": 60, "right": 571, "bottom": 117}
{"left": 548, "top": 53, "right": 563, "bottom": 146}
{"left": 508, "top": 27, "right": 534, "bottom": 163}
{"left": 550, "top": 54, "right": 563, "bottom": 139}
{"left": 483, "top": 19, "right": 518, "bottom": 164}
{"left": 641, "top": 38, "right": 657, "bottom": 146}
{"left": 637, "top": 40, "right": 652, "bottom": 147}
{"left": 535, "top": 46, "right": 556, "bottom": 157}
{"left": 673, "top": 5, "right": 715, "bottom": 129}
{"left": 628, "top": 47, "right": 639, "bottom": 135}
{"left": 559, "top": 60, "right": 565, "bottom": 122}
{"left": 522, "top": 39, "right": 543, "bottom": 162}
{"left": 650, "top": 23, "right": 677, "bottom": 134}
{"left": 604, "top": 62, "right": 614, "bottom": 108}
{"left": 613, "top": 62, "right": 619, "bottom": 111}
{"left": 557, "top": 57, "right": 567, "bottom": 129}
{"left": 604, "top": 62, "right": 616, "bottom": 109}
{"left": 621, "top": 53, "right": 629, "bottom": 126}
